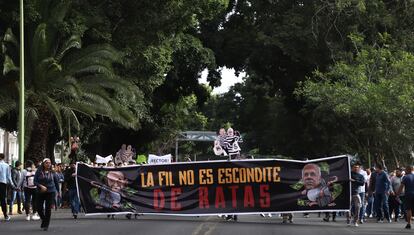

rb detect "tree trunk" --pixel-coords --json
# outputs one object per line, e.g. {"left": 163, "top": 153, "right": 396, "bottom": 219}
{"left": 25, "top": 106, "right": 53, "bottom": 164}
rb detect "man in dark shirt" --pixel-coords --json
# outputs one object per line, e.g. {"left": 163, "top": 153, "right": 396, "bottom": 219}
{"left": 374, "top": 164, "right": 391, "bottom": 223}
{"left": 398, "top": 165, "right": 414, "bottom": 229}
{"left": 10, "top": 161, "right": 23, "bottom": 215}
{"left": 347, "top": 162, "right": 365, "bottom": 227}
{"left": 64, "top": 162, "right": 80, "bottom": 219}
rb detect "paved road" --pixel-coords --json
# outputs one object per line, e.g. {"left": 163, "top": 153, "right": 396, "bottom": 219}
{"left": 0, "top": 210, "right": 412, "bottom": 235}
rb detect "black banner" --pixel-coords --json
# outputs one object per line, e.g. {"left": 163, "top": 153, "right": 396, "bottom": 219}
{"left": 76, "top": 155, "right": 351, "bottom": 215}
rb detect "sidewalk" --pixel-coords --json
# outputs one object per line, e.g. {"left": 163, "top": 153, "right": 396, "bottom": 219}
{"left": 1, "top": 204, "right": 29, "bottom": 218}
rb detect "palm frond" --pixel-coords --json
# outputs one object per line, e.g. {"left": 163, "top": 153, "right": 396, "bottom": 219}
{"left": 62, "top": 44, "right": 122, "bottom": 74}
{"left": 35, "top": 0, "right": 53, "bottom": 22}
{"left": 80, "top": 90, "right": 116, "bottom": 113}
{"left": 47, "top": 0, "right": 71, "bottom": 24}
{"left": 41, "top": 95, "right": 63, "bottom": 135}
{"left": 64, "top": 100, "right": 100, "bottom": 118}
{"left": 61, "top": 107, "right": 80, "bottom": 131}
{"left": 50, "top": 75, "right": 82, "bottom": 99}
{"left": 55, "top": 35, "right": 81, "bottom": 63}
{"left": 3, "top": 55, "right": 18, "bottom": 75}
{"left": 71, "top": 64, "right": 116, "bottom": 77}
{"left": 31, "top": 23, "right": 52, "bottom": 67}
{"left": 0, "top": 98, "right": 17, "bottom": 117}
{"left": 34, "top": 57, "right": 61, "bottom": 87}
{"left": 24, "top": 106, "right": 40, "bottom": 150}
{"left": 3, "top": 28, "right": 18, "bottom": 47}
{"left": 109, "top": 107, "right": 139, "bottom": 130}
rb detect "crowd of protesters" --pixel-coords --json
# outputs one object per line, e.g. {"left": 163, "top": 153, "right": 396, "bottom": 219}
{"left": 0, "top": 153, "right": 80, "bottom": 230}
{"left": 213, "top": 126, "right": 414, "bottom": 230}
{"left": 1, "top": 134, "right": 414, "bottom": 231}
{"left": 317, "top": 159, "right": 414, "bottom": 230}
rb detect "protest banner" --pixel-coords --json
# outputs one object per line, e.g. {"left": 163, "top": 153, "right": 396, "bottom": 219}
{"left": 76, "top": 155, "right": 350, "bottom": 216}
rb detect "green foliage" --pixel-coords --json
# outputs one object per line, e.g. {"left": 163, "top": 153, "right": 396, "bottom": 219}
{"left": 200, "top": 0, "right": 414, "bottom": 166}
{"left": 148, "top": 95, "right": 209, "bottom": 155}
{"left": 0, "top": 0, "right": 144, "bottom": 162}
{"left": 4, "top": 0, "right": 414, "bottom": 167}
{"left": 68, "top": 0, "right": 228, "bottom": 156}
{"left": 296, "top": 35, "right": 414, "bottom": 166}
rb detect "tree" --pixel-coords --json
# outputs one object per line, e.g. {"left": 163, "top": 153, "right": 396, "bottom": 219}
{"left": 68, "top": 0, "right": 229, "bottom": 156}
{"left": 199, "top": 0, "right": 414, "bottom": 162}
{"left": 296, "top": 34, "right": 414, "bottom": 167}
{"left": 0, "top": 0, "right": 141, "bottom": 163}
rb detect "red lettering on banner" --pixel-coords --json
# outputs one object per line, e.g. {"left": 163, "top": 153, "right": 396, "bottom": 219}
{"left": 154, "top": 189, "right": 165, "bottom": 210}
{"left": 171, "top": 188, "right": 182, "bottom": 211}
{"left": 199, "top": 187, "right": 210, "bottom": 208}
{"left": 229, "top": 185, "right": 239, "bottom": 208}
{"left": 259, "top": 184, "right": 270, "bottom": 208}
{"left": 243, "top": 185, "right": 255, "bottom": 207}
{"left": 215, "top": 186, "right": 226, "bottom": 208}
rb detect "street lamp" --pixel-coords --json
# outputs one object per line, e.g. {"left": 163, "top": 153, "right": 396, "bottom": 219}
{"left": 18, "top": 0, "right": 25, "bottom": 164}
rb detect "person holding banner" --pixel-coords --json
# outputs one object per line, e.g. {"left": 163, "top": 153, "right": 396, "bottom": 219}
{"left": 63, "top": 162, "right": 80, "bottom": 219}
{"left": 34, "top": 158, "right": 60, "bottom": 231}
{"left": 347, "top": 162, "right": 365, "bottom": 227}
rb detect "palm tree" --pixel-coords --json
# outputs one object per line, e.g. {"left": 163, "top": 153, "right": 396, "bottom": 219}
{"left": 0, "top": 0, "right": 140, "bottom": 163}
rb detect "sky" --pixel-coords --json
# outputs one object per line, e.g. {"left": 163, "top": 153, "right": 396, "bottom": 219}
{"left": 199, "top": 67, "right": 245, "bottom": 94}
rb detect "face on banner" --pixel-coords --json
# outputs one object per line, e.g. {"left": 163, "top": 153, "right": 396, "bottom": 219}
{"left": 302, "top": 164, "right": 321, "bottom": 190}
{"left": 107, "top": 171, "right": 128, "bottom": 192}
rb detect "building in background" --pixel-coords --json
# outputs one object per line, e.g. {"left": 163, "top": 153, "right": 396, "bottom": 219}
{"left": 0, "top": 128, "right": 19, "bottom": 165}
{"left": 0, "top": 128, "right": 66, "bottom": 164}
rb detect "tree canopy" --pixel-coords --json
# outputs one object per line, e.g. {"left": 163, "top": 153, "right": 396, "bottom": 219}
{"left": 1, "top": 0, "right": 414, "bottom": 168}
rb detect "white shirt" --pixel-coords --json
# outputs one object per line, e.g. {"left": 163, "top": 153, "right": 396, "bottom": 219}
{"left": 358, "top": 169, "right": 368, "bottom": 193}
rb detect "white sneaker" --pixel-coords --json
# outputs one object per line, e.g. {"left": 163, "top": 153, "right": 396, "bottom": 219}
{"left": 354, "top": 222, "right": 359, "bottom": 227}
{"left": 26, "top": 215, "right": 31, "bottom": 221}
{"left": 4, "top": 216, "right": 10, "bottom": 221}
{"left": 32, "top": 214, "right": 40, "bottom": 220}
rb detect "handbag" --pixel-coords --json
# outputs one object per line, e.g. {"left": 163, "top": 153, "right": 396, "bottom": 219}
{"left": 38, "top": 184, "right": 48, "bottom": 193}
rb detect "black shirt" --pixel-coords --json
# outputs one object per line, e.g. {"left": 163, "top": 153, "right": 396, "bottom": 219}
{"left": 64, "top": 167, "right": 76, "bottom": 190}
{"left": 351, "top": 171, "right": 365, "bottom": 195}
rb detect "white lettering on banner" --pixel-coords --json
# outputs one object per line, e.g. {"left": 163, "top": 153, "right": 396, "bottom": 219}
{"left": 148, "top": 154, "right": 172, "bottom": 165}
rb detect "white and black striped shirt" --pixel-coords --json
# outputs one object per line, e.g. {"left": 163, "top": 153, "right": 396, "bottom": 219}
{"left": 226, "top": 135, "right": 243, "bottom": 156}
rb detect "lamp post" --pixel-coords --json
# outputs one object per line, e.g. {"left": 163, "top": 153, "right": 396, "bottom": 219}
{"left": 18, "top": 0, "right": 25, "bottom": 164}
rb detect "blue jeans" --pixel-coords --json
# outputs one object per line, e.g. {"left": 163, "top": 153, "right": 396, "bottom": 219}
{"left": 10, "top": 190, "right": 23, "bottom": 211}
{"left": 375, "top": 192, "right": 390, "bottom": 221}
{"left": 359, "top": 192, "right": 365, "bottom": 221}
{"left": 68, "top": 189, "right": 80, "bottom": 214}
{"left": 366, "top": 194, "right": 375, "bottom": 216}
